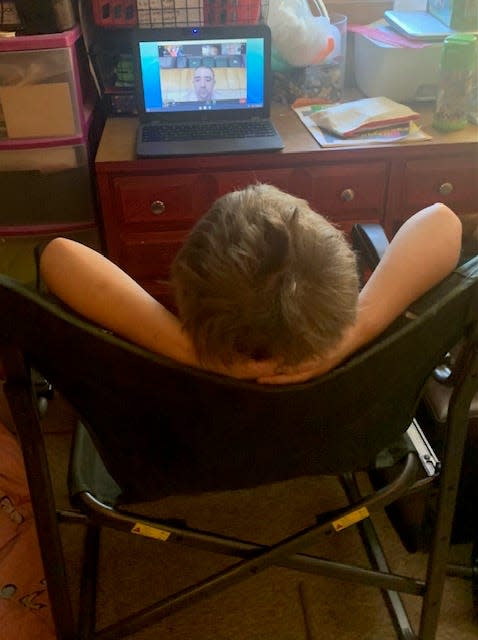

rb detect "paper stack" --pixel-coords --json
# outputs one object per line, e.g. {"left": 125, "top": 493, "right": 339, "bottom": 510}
{"left": 294, "top": 96, "right": 431, "bottom": 147}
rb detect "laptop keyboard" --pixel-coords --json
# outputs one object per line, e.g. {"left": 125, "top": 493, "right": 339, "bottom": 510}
{"left": 142, "top": 120, "right": 277, "bottom": 142}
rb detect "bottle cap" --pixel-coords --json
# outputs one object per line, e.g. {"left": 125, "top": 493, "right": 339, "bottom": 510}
{"left": 442, "top": 33, "right": 477, "bottom": 71}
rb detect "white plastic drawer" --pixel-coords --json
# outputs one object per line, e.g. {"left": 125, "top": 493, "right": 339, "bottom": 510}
{"left": 0, "top": 32, "right": 93, "bottom": 139}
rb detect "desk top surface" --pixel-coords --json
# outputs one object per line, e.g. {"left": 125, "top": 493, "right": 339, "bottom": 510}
{"left": 95, "top": 101, "right": 478, "bottom": 167}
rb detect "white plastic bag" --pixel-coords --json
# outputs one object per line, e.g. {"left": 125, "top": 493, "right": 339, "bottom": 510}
{"left": 268, "top": 0, "right": 339, "bottom": 67}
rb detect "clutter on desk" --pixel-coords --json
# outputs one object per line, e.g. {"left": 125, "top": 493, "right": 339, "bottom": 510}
{"left": 294, "top": 97, "right": 431, "bottom": 148}
{"left": 268, "top": 0, "right": 347, "bottom": 104}
{"left": 353, "top": 0, "right": 478, "bottom": 114}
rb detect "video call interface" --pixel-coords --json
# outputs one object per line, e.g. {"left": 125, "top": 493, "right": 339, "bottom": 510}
{"left": 138, "top": 37, "right": 266, "bottom": 113}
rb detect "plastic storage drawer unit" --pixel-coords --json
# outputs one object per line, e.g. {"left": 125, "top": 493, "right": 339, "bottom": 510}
{"left": 0, "top": 142, "right": 96, "bottom": 226}
{"left": 0, "top": 26, "right": 96, "bottom": 140}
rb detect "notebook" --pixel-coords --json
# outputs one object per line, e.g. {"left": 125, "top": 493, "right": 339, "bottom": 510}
{"left": 384, "top": 0, "right": 478, "bottom": 40}
{"left": 132, "top": 24, "right": 284, "bottom": 158}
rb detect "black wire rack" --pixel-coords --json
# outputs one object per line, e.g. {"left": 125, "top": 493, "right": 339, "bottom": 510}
{"left": 92, "top": 0, "right": 269, "bottom": 28}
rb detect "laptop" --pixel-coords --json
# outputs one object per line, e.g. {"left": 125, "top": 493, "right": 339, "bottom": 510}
{"left": 384, "top": 9, "right": 454, "bottom": 40}
{"left": 132, "top": 24, "right": 284, "bottom": 158}
{"left": 384, "top": 0, "right": 478, "bottom": 40}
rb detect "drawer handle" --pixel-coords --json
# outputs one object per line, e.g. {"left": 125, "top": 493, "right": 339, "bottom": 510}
{"left": 150, "top": 200, "right": 166, "bottom": 215}
{"left": 340, "top": 188, "right": 355, "bottom": 202}
{"left": 438, "top": 182, "right": 454, "bottom": 196}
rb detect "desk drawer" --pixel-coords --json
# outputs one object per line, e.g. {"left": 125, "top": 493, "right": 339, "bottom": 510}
{"left": 213, "top": 168, "right": 309, "bottom": 200}
{"left": 113, "top": 174, "right": 215, "bottom": 228}
{"left": 210, "top": 164, "right": 387, "bottom": 227}
{"left": 307, "top": 162, "right": 388, "bottom": 222}
{"left": 402, "top": 155, "right": 478, "bottom": 213}
{"left": 119, "top": 229, "right": 189, "bottom": 280}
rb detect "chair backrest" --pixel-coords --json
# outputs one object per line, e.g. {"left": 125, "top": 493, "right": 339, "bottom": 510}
{"left": 1, "top": 257, "right": 478, "bottom": 501}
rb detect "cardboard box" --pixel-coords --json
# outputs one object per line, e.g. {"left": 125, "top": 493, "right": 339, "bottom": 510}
{"left": 0, "top": 82, "right": 76, "bottom": 138}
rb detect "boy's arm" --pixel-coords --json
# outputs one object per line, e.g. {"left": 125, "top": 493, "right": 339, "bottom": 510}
{"left": 39, "top": 238, "right": 277, "bottom": 379}
{"left": 40, "top": 238, "right": 200, "bottom": 367}
{"left": 259, "top": 203, "right": 463, "bottom": 384}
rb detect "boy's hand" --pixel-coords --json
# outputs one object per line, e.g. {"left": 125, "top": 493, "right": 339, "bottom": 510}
{"left": 205, "top": 357, "right": 281, "bottom": 381}
{"left": 205, "top": 320, "right": 361, "bottom": 384}
{"left": 257, "top": 324, "right": 359, "bottom": 384}
{"left": 256, "top": 355, "right": 336, "bottom": 384}
{"left": 204, "top": 355, "right": 329, "bottom": 384}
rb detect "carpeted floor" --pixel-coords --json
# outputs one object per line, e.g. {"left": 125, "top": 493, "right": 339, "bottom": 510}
{"left": 42, "top": 394, "right": 478, "bottom": 640}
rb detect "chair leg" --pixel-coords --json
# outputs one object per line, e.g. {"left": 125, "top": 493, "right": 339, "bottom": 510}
{"left": 419, "top": 344, "right": 478, "bottom": 639}
{"left": 4, "top": 380, "right": 77, "bottom": 639}
{"left": 472, "top": 537, "right": 478, "bottom": 611}
{"left": 78, "top": 524, "right": 101, "bottom": 640}
{"left": 341, "top": 472, "right": 416, "bottom": 640}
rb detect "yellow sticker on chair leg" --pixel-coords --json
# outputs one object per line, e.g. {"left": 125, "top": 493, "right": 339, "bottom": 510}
{"left": 131, "top": 523, "right": 171, "bottom": 541}
{"left": 332, "top": 507, "right": 370, "bottom": 532}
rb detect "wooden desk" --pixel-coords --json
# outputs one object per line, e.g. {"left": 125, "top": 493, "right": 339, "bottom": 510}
{"left": 95, "top": 102, "right": 478, "bottom": 303}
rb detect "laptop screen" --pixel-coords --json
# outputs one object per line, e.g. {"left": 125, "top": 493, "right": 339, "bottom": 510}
{"left": 133, "top": 25, "right": 272, "bottom": 121}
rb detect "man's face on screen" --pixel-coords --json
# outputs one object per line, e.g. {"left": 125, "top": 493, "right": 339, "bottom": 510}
{"left": 193, "top": 67, "right": 215, "bottom": 102}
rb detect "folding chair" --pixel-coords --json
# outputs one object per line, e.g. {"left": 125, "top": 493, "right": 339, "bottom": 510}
{"left": 0, "top": 251, "right": 478, "bottom": 640}
{"left": 352, "top": 222, "right": 478, "bottom": 604}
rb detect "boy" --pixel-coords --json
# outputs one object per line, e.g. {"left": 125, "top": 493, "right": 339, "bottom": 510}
{"left": 39, "top": 184, "right": 462, "bottom": 383}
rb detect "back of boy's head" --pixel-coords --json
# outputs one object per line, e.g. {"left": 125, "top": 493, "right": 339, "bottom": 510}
{"left": 171, "top": 183, "right": 359, "bottom": 366}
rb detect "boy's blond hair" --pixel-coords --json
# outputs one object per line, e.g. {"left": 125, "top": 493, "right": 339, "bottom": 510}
{"left": 171, "top": 183, "right": 359, "bottom": 366}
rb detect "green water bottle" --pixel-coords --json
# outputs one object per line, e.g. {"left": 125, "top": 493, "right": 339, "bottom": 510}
{"left": 433, "top": 33, "right": 477, "bottom": 132}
